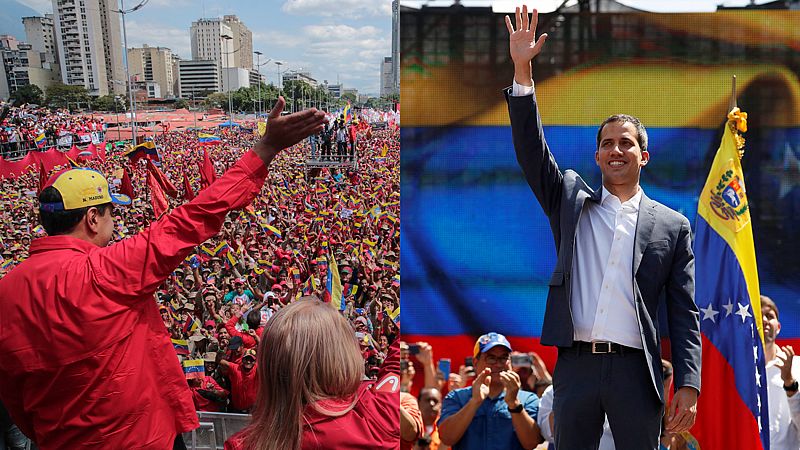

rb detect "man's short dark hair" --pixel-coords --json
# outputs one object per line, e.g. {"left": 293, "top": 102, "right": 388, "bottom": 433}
{"left": 39, "top": 186, "right": 112, "bottom": 236}
{"left": 761, "top": 295, "right": 779, "bottom": 320}
{"left": 246, "top": 310, "right": 261, "bottom": 330}
{"left": 596, "top": 114, "right": 649, "bottom": 152}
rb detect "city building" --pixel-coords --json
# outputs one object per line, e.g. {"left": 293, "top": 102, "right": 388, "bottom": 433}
{"left": 0, "top": 36, "right": 30, "bottom": 99}
{"left": 391, "top": 0, "right": 400, "bottom": 94}
{"left": 380, "top": 56, "right": 394, "bottom": 97}
{"left": 323, "top": 81, "right": 342, "bottom": 98}
{"left": 191, "top": 15, "right": 253, "bottom": 70}
{"left": 222, "top": 15, "right": 252, "bottom": 70}
{"left": 51, "top": 0, "right": 125, "bottom": 96}
{"left": 177, "top": 59, "right": 220, "bottom": 99}
{"left": 343, "top": 87, "right": 358, "bottom": 99}
{"left": 221, "top": 66, "right": 250, "bottom": 92}
{"left": 283, "top": 70, "right": 317, "bottom": 88}
{"left": 127, "top": 45, "right": 175, "bottom": 98}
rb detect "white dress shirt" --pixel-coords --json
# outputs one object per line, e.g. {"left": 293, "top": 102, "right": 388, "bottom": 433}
{"left": 766, "top": 351, "right": 800, "bottom": 450}
{"left": 512, "top": 78, "right": 643, "bottom": 349}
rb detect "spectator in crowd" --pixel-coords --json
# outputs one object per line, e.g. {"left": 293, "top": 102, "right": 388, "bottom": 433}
{"left": 402, "top": 392, "right": 425, "bottom": 450}
{"left": 224, "top": 297, "right": 401, "bottom": 450}
{"left": 438, "top": 332, "right": 542, "bottom": 450}
{"left": 416, "top": 387, "right": 446, "bottom": 450}
{"left": 0, "top": 97, "right": 326, "bottom": 450}
{"left": 762, "top": 295, "right": 800, "bottom": 449}
{"left": 219, "top": 348, "right": 259, "bottom": 413}
{"left": 190, "top": 352, "right": 229, "bottom": 412}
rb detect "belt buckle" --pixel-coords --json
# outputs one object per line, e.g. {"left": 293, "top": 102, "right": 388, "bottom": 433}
{"left": 591, "top": 341, "right": 612, "bottom": 354}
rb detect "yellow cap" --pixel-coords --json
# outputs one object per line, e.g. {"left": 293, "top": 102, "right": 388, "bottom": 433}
{"left": 40, "top": 168, "right": 131, "bottom": 212}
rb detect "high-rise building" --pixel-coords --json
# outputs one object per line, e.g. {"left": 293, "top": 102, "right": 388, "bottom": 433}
{"left": 380, "top": 56, "right": 393, "bottom": 97}
{"left": 23, "top": 15, "right": 59, "bottom": 68}
{"left": 127, "top": 45, "right": 175, "bottom": 98}
{"left": 391, "top": 0, "right": 400, "bottom": 94}
{"left": 177, "top": 59, "right": 221, "bottom": 99}
{"left": 282, "top": 70, "right": 317, "bottom": 88}
{"left": 0, "top": 19, "right": 61, "bottom": 99}
{"left": 51, "top": 0, "right": 125, "bottom": 96}
{"left": 222, "top": 15, "right": 252, "bottom": 70}
{"left": 0, "top": 36, "right": 30, "bottom": 99}
{"left": 190, "top": 18, "right": 234, "bottom": 68}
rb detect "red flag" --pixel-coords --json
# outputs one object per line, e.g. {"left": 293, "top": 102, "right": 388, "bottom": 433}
{"left": 147, "top": 168, "right": 169, "bottom": 218}
{"left": 183, "top": 171, "right": 195, "bottom": 201}
{"left": 199, "top": 148, "right": 216, "bottom": 189}
{"left": 67, "top": 144, "right": 81, "bottom": 161}
{"left": 97, "top": 142, "right": 107, "bottom": 162}
{"left": 38, "top": 160, "right": 48, "bottom": 194}
{"left": 120, "top": 168, "right": 135, "bottom": 199}
{"left": 146, "top": 159, "right": 179, "bottom": 198}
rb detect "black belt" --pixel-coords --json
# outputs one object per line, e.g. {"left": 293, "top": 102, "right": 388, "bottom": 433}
{"left": 570, "top": 341, "right": 643, "bottom": 355}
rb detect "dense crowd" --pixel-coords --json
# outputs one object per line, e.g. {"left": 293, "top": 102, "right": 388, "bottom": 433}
{"left": 0, "top": 102, "right": 105, "bottom": 156}
{"left": 0, "top": 113, "right": 400, "bottom": 417}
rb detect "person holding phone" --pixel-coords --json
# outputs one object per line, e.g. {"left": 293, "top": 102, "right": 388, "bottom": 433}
{"left": 438, "top": 332, "right": 542, "bottom": 450}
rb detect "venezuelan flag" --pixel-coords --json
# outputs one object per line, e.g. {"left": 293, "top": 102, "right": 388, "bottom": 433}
{"left": 172, "top": 338, "right": 189, "bottom": 356}
{"left": 124, "top": 140, "right": 159, "bottom": 163}
{"left": 183, "top": 315, "right": 199, "bottom": 334}
{"left": 325, "top": 255, "right": 345, "bottom": 311}
{"left": 261, "top": 222, "right": 282, "bottom": 239}
{"left": 387, "top": 305, "right": 400, "bottom": 325}
{"left": 35, "top": 133, "right": 46, "bottom": 148}
{"left": 392, "top": 274, "right": 400, "bottom": 287}
{"left": 1, "top": 259, "right": 14, "bottom": 270}
{"left": 690, "top": 107, "right": 768, "bottom": 449}
{"left": 198, "top": 133, "right": 221, "bottom": 145}
{"left": 183, "top": 359, "right": 205, "bottom": 380}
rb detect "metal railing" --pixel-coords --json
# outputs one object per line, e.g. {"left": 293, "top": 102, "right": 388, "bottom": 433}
{"left": 182, "top": 412, "right": 252, "bottom": 450}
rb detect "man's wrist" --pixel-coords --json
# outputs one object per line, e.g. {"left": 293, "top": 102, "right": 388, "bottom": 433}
{"left": 783, "top": 379, "right": 798, "bottom": 391}
{"left": 513, "top": 62, "right": 533, "bottom": 87}
{"left": 506, "top": 399, "right": 521, "bottom": 409}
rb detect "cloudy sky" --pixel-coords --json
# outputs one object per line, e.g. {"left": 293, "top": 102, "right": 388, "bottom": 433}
{"left": 16, "top": 0, "right": 393, "bottom": 95}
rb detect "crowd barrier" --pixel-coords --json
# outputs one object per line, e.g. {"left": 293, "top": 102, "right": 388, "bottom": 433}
{"left": 182, "top": 412, "right": 252, "bottom": 450}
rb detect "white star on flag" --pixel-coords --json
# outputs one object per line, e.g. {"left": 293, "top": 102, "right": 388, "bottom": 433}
{"left": 736, "top": 303, "right": 752, "bottom": 323}
{"left": 701, "top": 303, "right": 719, "bottom": 323}
{"left": 723, "top": 298, "right": 734, "bottom": 317}
{"left": 755, "top": 367, "right": 761, "bottom": 387}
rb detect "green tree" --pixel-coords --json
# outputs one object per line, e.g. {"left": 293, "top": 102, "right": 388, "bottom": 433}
{"left": 341, "top": 92, "right": 357, "bottom": 104}
{"left": 13, "top": 84, "right": 44, "bottom": 105}
{"left": 174, "top": 98, "right": 189, "bottom": 109}
{"left": 202, "top": 92, "right": 228, "bottom": 110}
{"left": 91, "top": 94, "right": 123, "bottom": 111}
{"left": 45, "top": 83, "right": 91, "bottom": 110}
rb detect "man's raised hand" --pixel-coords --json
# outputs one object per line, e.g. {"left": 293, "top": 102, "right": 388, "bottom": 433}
{"left": 505, "top": 5, "right": 548, "bottom": 85}
{"left": 254, "top": 96, "right": 327, "bottom": 165}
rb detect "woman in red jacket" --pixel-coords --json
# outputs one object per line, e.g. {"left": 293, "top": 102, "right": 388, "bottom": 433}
{"left": 225, "top": 296, "right": 401, "bottom": 450}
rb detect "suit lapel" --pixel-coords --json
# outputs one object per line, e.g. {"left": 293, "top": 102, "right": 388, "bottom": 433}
{"left": 633, "top": 194, "right": 656, "bottom": 275}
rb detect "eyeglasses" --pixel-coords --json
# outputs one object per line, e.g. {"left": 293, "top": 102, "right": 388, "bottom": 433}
{"left": 483, "top": 355, "right": 510, "bottom": 365}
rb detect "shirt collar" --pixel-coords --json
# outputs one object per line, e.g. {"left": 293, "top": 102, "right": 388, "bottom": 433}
{"left": 601, "top": 186, "right": 643, "bottom": 211}
{"left": 29, "top": 234, "right": 99, "bottom": 255}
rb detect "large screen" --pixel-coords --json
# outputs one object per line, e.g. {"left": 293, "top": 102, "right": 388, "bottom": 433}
{"left": 401, "top": 6, "right": 800, "bottom": 364}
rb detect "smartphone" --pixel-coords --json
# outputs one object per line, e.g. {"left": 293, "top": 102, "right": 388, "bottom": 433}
{"left": 438, "top": 358, "right": 451, "bottom": 377}
{"left": 464, "top": 356, "right": 474, "bottom": 368}
{"left": 511, "top": 354, "right": 533, "bottom": 368}
{"left": 408, "top": 344, "right": 421, "bottom": 355}
{"left": 401, "top": 360, "right": 409, "bottom": 371}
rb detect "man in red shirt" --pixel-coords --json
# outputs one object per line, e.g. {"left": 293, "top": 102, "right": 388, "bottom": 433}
{"left": 190, "top": 352, "right": 229, "bottom": 412}
{"left": 0, "top": 97, "right": 325, "bottom": 450}
{"left": 220, "top": 348, "right": 259, "bottom": 413}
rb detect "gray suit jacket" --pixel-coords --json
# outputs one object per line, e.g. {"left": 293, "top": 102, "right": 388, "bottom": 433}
{"left": 506, "top": 89, "right": 701, "bottom": 403}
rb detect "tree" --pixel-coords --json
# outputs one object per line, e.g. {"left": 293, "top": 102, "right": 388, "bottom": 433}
{"left": 174, "top": 98, "right": 189, "bottom": 110}
{"left": 13, "top": 84, "right": 44, "bottom": 105}
{"left": 341, "top": 92, "right": 357, "bottom": 104}
{"left": 202, "top": 92, "right": 228, "bottom": 110}
{"left": 45, "top": 83, "right": 90, "bottom": 110}
{"left": 91, "top": 94, "right": 123, "bottom": 112}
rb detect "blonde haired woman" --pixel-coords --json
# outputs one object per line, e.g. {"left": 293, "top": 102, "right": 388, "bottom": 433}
{"left": 224, "top": 296, "right": 401, "bottom": 450}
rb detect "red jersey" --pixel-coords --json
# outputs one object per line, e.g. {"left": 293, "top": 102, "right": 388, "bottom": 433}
{"left": 227, "top": 361, "right": 258, "bottom": 411}
{"left": 225, "top": 339, "right": 401, "bottom": 450}
{"left": 191, "top": 376, "right": 229, "bottom": 412}
{"left": 225, "top": 313, "right": 263, "bottom": 350}
{"left": 0, "top": 150, "right": 269, "bottom": 449}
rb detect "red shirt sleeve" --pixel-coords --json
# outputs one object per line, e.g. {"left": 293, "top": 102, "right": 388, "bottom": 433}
{"left": 88, "top": 151, "right": 269, "bottom": 301}
{"left": 225, "top": 313, "right": 256, "bottom": 348}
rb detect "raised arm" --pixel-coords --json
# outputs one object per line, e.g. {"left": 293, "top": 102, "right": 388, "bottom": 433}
{"left": 504, "top": 6, "right": 563, "bottom": 217}
{"left": 89, "top": 98, "right": 325, "bottom": 300}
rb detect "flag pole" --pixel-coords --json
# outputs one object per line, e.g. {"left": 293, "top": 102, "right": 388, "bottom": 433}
{"left": 728, "top": 75, "right": 737, "bottom": 112}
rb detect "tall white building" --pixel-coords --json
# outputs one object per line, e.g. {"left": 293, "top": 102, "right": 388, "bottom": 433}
{"left": 283, "top": 70, "right": 317, "bottom": 88}
{"left": 391, "top": 0, "right": 400, "bottom": 94}
{"left": 380, "top": 56, "right": 394, "bottom": 97}
{"left": 127, "top": 45, "right": 174, "bottom": 98}
{"left": 190, "top": 18, "right": 234, "bottom": 68}
{"left": 51, "top": 0, "right": 125, "bottom": 96}
{"left": 222, "top": 15, "right": 252, "bottom": 70}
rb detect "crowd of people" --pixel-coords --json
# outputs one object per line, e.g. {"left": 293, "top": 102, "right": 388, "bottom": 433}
{"left": 0, "top": 102, "right": 105, "bottom": 157}
{"left": 0, "top": 100, "right": 400, "bottom": 448}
